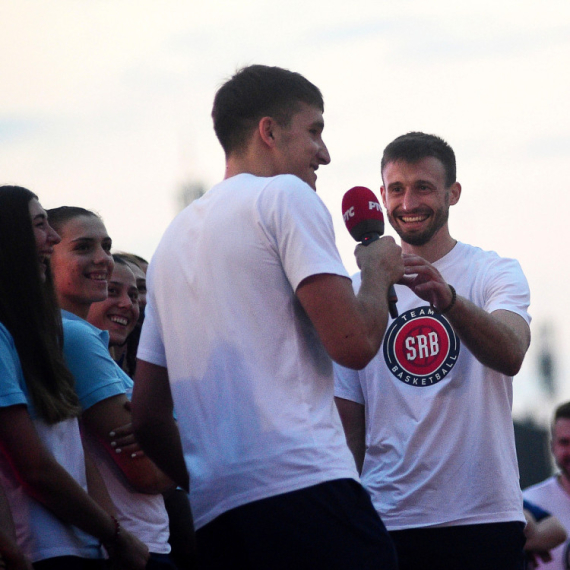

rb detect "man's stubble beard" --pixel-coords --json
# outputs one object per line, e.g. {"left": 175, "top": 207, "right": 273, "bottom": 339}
{"left": 387, "top": 203, "right": 450, "bottom": 247}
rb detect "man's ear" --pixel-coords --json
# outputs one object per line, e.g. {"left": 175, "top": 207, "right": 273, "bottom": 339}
{"left": 380, "top": 186, "right": 387, "bottom": 208}
{"left": 449, "top": 182, "right": 461, "bottom": 206}
{"left": 259, "top": 116, "right": 277, "bottom": 147}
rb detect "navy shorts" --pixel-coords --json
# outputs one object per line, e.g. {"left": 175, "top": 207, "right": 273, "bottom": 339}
{"left": 389, "top": 521, "right": 526, "bottom": 570}
{"left": 32, "top": 557, "right": 106, "bottom": 570}
{"left": 196, "top": 478, "right": 397, "bottom": 569}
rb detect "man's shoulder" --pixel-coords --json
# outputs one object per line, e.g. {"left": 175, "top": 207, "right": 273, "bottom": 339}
{"left": 440, "top": 242, "right": 528, "bottom": 284}
{"left": 524, "top": 476, "right": 559, "bottom": 498}
{"left": 447, "top": 241, "right": 503, "bottom": 263}
{"left": 523, "top": 476, "right": 570, "bottom": 521}
{"left": 452, "top": 241, "right": 523, "bottom": 266}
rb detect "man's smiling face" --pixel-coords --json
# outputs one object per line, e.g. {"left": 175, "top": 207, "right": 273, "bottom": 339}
{"left": 380, "top": 156, "right": 454, "bottom": 246}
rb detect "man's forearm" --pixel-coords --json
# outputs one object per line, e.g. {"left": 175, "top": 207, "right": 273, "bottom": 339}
{"left": 134, "top": 415, "right": 189, "bottom": 492}
{"left": 132, "top": 360, "right": 190, "bottom": 492}
{"left": 445, "top": 298, "right": 530, "bottom": 376}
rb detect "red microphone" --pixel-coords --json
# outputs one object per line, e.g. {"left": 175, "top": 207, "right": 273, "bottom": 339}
{"left": 342, "top": 186, "right": 398, "bottom": 318}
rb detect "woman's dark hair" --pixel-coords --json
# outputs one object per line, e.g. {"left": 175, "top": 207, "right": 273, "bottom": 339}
{"left": 114, "top": 251, "right": 148, "bottom": 271}
{"left": 0, "top": 186, "right": 80, "bottom": 423}
{"left": 112, "top": 253, "right": 129, "bottom": 267}
{"left": 46, "top": 205, "right": 100, "bottom": 235}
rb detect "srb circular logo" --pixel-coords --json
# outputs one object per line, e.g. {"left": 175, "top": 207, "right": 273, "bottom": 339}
{"left": 383, "top": 306, "right": 460, "bottom": 387}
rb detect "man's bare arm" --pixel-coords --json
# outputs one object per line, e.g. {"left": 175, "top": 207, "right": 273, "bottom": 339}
{"left": 132, "top": 360, "right": 190, "bottom": 492}
{"left": 401, "top": 254, "right": 530, "bottom": 375}
{"left": 296, "top": 236, "right": 404, "bottom": 370}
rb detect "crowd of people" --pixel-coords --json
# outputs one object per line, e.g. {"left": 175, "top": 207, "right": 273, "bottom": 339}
{"left": 0, "top": 63, "right": 566, "bottom": 570}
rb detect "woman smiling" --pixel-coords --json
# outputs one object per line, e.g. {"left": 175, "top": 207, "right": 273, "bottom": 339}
{"left": 0, "top": 187, "right": 148, "bottom": 570}
{"left": 48, "top": 207, "right": 177, "bottom": 570}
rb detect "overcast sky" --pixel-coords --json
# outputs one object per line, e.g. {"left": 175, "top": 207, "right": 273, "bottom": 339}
{"left": 2, "top": 0, "right": 569, "bottom": 422}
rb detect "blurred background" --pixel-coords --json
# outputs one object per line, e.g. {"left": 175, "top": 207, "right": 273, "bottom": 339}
{"left": 2, "top": 0, "right": 568, "bottom": 483}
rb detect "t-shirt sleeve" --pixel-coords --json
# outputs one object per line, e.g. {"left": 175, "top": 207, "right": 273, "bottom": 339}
{"left": 256, "top": 175, "right": 349, "bottom": 292}
{"left": 63, "top": 321, "right": 125, "bottom": 410}
{"left": 137, "top": 295, "right": 167, "bottom": 368}
{"left": 0, "top": 326, "right": 28, "bottom": 409}
{"left": 484, "top": 256, "right": 531, "bottom": 324}
{"left": 333, "top": 362, "right": 365, "bottom": 405}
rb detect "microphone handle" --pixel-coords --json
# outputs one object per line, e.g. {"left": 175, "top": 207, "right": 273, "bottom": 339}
{"left": 360, "top": 232, "right": 399, "bottom": 319}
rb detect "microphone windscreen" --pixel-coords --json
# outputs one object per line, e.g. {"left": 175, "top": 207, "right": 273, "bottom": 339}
{"left": 342, "top": 186, "right": 385, "bottom": 242}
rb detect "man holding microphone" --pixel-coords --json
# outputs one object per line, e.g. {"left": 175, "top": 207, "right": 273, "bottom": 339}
{"left": 335, "top": 132, "right": 531, "bottom": 570}
{"left": 132, "top": 65, "right": 403, "bottom": 569}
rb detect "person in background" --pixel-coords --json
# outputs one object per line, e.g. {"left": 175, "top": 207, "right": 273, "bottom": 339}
{"left": 111, "top": 252, "right": 148, "bottom": 376}
{"left": 47, "top": 206, "right": 177, "bottom": 570}
{"left": 114, "top": 252, "right": 148, "bottom": 313}
{"left": 87, "top": 254, "right": 140, "bottom": 352}
{"left": 0, "top": 186, "right": 148, "bottom": 570}
{"left": 523, "top": 499, "right": 567, "bottom": 568}
{"left": 524, "top": 401, "right": 570, "bottom": 569}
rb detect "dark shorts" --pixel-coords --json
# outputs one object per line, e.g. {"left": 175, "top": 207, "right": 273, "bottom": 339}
{"left": 147, "top": 552, "right": 179, "bottom": 569}
{"left": 33, "top": 557, "right": 106, "bottom": 570}
{"left": 389, "top": 521, "right": 526, "bottom": 570}
{"left": 196, "top": 478, "right": 397, "bottom": 570}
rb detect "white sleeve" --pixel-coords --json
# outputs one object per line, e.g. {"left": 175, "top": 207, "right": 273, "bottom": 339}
{"left": 137, "top": 269, "right": 167, "bottom": 368}
{"left": 256, "top": 175, "right": 349, "bottom": 292}
{"left": 333, "top": 362, "right": 365, "bottom": 405}
{"left": 484, "top": 256, "right": 531, "bottom": 324}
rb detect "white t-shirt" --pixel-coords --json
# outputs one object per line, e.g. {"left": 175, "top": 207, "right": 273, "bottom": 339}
{"left": 335, "top": 241, "right": 531, "bottom": 530}
{"left": 138, "top": 173, "right": 358, "bottom": 529}
{"left": 524, "top": 476, "right": 570, "bottom": 569}
{"left": 0, "top": 323, "right": 101, "bottom": 563}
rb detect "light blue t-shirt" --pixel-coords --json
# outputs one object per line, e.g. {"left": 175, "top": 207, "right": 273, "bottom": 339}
{"left": 0, "top": 323, "right": 29, "bottom": 411}
{"left": 0, "top": 322, "right": 101, "bottom": 563}
{"left": 61, "top": 310, "right": 131, "bottom": 406}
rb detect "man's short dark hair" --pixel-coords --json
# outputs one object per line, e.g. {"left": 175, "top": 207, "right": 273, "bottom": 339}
{"left": 554, "top": 401, "right": 570, "bottom": 423}
{"left": 212, "top": 64, "right": 324, "bottom": 156}
{"left": 381, "top": 132, "right": 457, "bottom": 188}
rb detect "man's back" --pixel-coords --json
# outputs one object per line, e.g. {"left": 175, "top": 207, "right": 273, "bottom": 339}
{"left": 139, "top": 173, "right": 358, "bottom": 529}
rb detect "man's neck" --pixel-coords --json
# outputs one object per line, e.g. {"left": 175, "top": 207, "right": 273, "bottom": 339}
{"left": 225, "top": 145, "right": 277, "bottom": 182}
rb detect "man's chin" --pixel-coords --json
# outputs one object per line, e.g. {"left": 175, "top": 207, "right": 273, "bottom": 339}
{"left": 395, "top": 228, "right": 433, "bottom": 247}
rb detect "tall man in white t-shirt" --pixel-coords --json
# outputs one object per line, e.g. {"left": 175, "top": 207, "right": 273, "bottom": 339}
{"left": 335, "top": 132, "right": 532, "bottom": 570}
{"left": 131, "top": 65, "right": 404, "bottom": 569}
{"left": 524, "top": 401, "right": 570, "bottom": 569}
